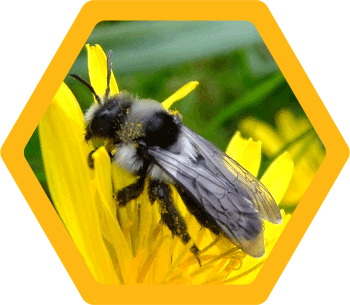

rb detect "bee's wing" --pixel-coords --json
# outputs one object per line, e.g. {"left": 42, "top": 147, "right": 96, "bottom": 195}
{"left": 182, "top": 127, "right": 282, "bottom": 225}
{"left": 147, "top": 148, "right": 265, "bottom": 257}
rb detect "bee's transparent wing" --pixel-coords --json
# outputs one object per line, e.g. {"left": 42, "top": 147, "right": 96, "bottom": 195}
{"left": 147, "top": 145, "right": 266, "bottom": 258}
{"left": 183, "top": 127, "right": 282, "bottom": 225}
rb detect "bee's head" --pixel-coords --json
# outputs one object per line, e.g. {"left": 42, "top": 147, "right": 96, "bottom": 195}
{"left": 84, "top": 101, "right": 118, "bottom": 141}
{"left": 70, "top": 50, "right": 125, "bottom": 142}
{"left": 84, "top": 94, "right": 133, "bottom": 142}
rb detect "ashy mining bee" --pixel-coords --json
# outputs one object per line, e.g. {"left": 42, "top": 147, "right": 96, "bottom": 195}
{"left": 71, "top": 50, "right": 282, "bottom": 265}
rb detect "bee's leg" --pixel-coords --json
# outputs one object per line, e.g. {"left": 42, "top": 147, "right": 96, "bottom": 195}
{"left": 115, "top": 161, "right": 150, "bottom": 207}
{"left": 87, "top": 149, "right": 97, "bottom": 169}
{"left": 148, "top": 180, "right": 201, "bottom": 266}
{"left": 87, "top": 149, "right": 114, "bottom": 169}
{"left": 115, "top": 175, "right": 146, "bottom": 207}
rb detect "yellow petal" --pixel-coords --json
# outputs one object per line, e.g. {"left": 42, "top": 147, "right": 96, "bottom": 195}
{"left": 111, "top": 163, "right": 136, "bottom": 191}
{"left": 39, "top": 83, "right": 118, "bottom": 284}
{"left": 93, "top": 147, "right": 114, "bottom": 214}
{"left": 225, "top": 131, "right": 246, "bottom": 159}
{"left": 136, "top": 191, "right": 154, "bottom": 249}
{"left": 152, "top": 235, "right": 172, "bottom": 283}
{"left": 226, "top": 131, "right": 261, "bottom": 177}
{"left": 111, "top": 164, "right": 137, "bottom": 244}
{"left": 93, "top": 147, "right": 135, "bottom": 283}
{"left": 282, "top": 156, "right": 318, "bottom": 205}
{"left": 260, "top": 152, "right": 294, "bottom": 205}
{"left": 50, "top": 82, "right": 86, "bottom": 130}
{"left": 86, "top": 44, "right": 119, "bottom": 99}
{"left": 162, "top": 81, "right": 199, "bottom": 109}
{"left": 239, "top": 117, "right": 284, "bottom": 158}
{"left": 276, "top": 109, "right": 311, "bottom": 142}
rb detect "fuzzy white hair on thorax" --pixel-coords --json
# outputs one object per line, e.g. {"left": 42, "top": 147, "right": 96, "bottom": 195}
{"left": 113, "top": 144, "right": 144, "bottom": 174}
{"left": 125, "top": 99, "right": 164, "bottom": 126}
{"left": 112, "top": 129, "right": 197, "bottom": 183}
{"left": 84, "top": 104, "right": 100, "bottom": 125}
{"left": 147, "top": 164, "right": 174, "bottom": 183}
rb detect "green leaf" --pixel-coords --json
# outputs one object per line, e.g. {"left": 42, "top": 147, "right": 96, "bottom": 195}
{"left": 202, "top": 73, "right": 286, "bottom": 138}
{"left": 70, "top": 21, "right": 266, "bottom": 76}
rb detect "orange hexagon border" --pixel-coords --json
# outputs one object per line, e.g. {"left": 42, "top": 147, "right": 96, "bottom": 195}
{"left": 1, "top": 1, "right": 349, "bottom": 304}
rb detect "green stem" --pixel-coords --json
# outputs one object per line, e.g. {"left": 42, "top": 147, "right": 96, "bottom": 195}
{"left": 259, "top": 127, "right": 316, "bottom": 176}
{"left": 272, "top": 127, "right": 315, "bottom": 158}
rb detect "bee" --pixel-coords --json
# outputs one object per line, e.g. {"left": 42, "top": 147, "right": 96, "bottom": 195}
{"left": 71, "top": 50, "right": 282, "bottom": 265}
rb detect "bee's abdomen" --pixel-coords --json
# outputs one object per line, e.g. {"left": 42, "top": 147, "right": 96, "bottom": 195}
{"left": 175, "top": 184, "right": 221, "bottom": 234}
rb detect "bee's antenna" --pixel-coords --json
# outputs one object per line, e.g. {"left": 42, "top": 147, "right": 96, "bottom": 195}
{"left": 105, "top": 50, "right": 113, "bottom": 99}
{"left": 70, "top": 74, "right": 102, "bottom": 105}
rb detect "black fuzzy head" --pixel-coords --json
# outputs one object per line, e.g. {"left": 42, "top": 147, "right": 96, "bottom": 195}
{"left": 84, "top": 93, "right": 132, "bottom": 141}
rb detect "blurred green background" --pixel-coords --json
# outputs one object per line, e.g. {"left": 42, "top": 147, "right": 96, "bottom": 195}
{"left": 24, "top": 21, "right": 322, "bottom": 210}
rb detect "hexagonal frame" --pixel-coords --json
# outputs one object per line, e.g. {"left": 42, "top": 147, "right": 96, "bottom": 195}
{"left": 1, "top": 0, "right": 349, "bottom": 304}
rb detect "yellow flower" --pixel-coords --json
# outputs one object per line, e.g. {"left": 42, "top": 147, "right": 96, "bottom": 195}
{"left": 38, "top": 44, "right": 293, "bottom": 285}
{"left": 239, "top": 110, "right": 325, "bottom": 206}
